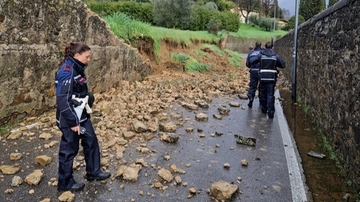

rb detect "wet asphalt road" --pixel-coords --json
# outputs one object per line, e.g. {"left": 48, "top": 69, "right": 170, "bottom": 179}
{"left": 0, "top": 94, "right": 309, "bottom": 202}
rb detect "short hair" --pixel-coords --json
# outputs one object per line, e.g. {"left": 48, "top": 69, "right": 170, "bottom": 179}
{"left": 255, "top": 41, "right": 261, "bottom": 48}
{"left": 265, "top": 42, "right": 273, "bottom": 49}
{"left": 249, "top": 46, "right": 253, "bottom": 50}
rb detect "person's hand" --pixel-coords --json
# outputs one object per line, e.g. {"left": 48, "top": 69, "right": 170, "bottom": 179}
{"left": 71, "top": 125, "right": 80, "bottom": 135}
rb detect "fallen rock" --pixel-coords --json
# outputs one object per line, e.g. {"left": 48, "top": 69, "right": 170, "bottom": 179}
{"left": 4, "top": 189, "right": 14, "bottom": 194}
{"left": 195, "top": 113, "right": 208, "bottom": 121}
{"left": 58, "top": 191, "right": 75, "bottom": 202}
{"left": 25, "top": 170, "right": 43, "bottom": 185}
{"left": 123, "top": 131, "right": 136, "bottom": 140}
{"left": 7, "top": 130, "right": 22, "bottom": 140}
{"left": 35, "top": 155, "right": 52, "bottom": 166}
{"left": 213, "top": 114, "right": 222, "bottom": 120}
{"left": 175, "top": 176, "right": 182, "bottom": 185}
{"left": 0, "top": 165, "right": 20, "bottom": 174}
{"left": 11, "top": 176, "right": 23, "bottom": 187}
{"left": 10, "top": 153, "right": 22, "bottom": 161}
{"left": 218, "top": 107, "right": 230, "bottom": 115}
{"left": 123, "top": 164, "right": 142, "bottom": 181}
{"left": 229, "top": 102, "right": 240, "bottom": 107}
{"left": 169, "top": 164, "right": 185, "bottom": 174}
{"left": 238, "top": 94, "right": 248, "bottom": 100}
{"left": 131, "top": 121, "right": 148, "bottom": 133}
{"left": 39, "top": 132, "right": 53, "bottom": 140}
{"left": 159, "top": 122, "right": 177, "bottom": 133}
{"left": 209, "top": 180, "right": 239, "bottom": 201}
{"left": 159, "top": 132, "right": 179, "bottom": 143}
{"left": 241, "top": 159, "right": 248, "bottom": 166}
{"left": 44, "top": 140, "right": 59, "bottom": 149}
{"left": 158, "top": 168, "right": 174, "bottom": 182}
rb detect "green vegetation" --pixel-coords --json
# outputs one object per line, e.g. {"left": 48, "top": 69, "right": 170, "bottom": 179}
{"left": 0, "top": 124, "right": 10, "bottom": 138}
{"left": 319, "top": 131, "right": 346, "bottom": 177}
{"left": 104, "top": 12, "right": 219, "bottom": 60}
{"left": 191, "top": 49, "right": 209, "bottom": 61}
{"left": 296, "top": 96, "right": 310, "bottom": 114}
{"left": 86, "top": 0, "right": 240, "bottom": 32}
{"left": 85, "top": 1, "right": 153, "bottom": 22}
{"left": 170, "top": 53, "right": 190, "bottom": 64}
{"left": 233, "top": 24, "right": 287, "bottom": 39}
{"left": 282, "top": 15, "right": 306, "bottom": 31}
{"left": 184, "top": 58, "right": 210, "bottom": 72}
{"left": 225, "top": 49, "right": 242, "bottom": 67}
{"left": 300, "top": 0, "right": 326, "bottom": 21}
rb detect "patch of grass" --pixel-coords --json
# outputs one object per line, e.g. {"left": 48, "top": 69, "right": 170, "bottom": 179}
{"left": 184, "top": 58, "right": 210, "bottom": 72}
{"left": 170, "top": 53, "right": 189, "bottom": 64}
{"left": 296, "top": 96, "right": 310, "bottom": 114}
{"left": 225, "top": 49, "right": 243, "bottom": 67}
{"left": 318, "top": 130, "right": 346, "bottom": 177}
{"left": 190, "top": 50, "right": 209, "bottom": 62}
{"left": 0, "top": 125, "right": 11, "bottom": 138}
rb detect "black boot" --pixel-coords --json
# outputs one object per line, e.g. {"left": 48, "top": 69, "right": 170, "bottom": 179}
{"left": 58, "top": 182, "right": 85, "bottom": 192}
{"left": 85, "top": 171, "right": 111, "bottom": 181}
{"left": 248, "top": 98, "right": 254, "bottom": 108}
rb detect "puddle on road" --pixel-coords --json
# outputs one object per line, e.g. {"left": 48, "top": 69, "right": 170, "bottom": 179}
{"left": 280, "top": 89, "right": 354, "bottom": 202}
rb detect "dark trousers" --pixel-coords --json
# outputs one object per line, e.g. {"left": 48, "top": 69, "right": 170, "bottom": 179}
{"left": 58, "top": 119, "right": 101, "bottom": 190}
{"left": 247, "top": 71, "right": 260, "bottom": 100}
{"left": 259, "top": 81, "right": 276, "bottom": 114}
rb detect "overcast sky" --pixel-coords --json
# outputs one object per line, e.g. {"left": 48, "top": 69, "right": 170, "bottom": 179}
{"left": 278, "top": 0, "right": 330, "bottom": 16}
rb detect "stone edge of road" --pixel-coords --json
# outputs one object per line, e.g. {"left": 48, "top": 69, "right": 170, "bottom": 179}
{"left": 275, "top": 90, "right": 312, "bottom": 202}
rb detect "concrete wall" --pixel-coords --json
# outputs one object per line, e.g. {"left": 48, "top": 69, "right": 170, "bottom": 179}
{"left": 0, "top": 0, "right": 151, "bottom": 125}
{"left": 275, "top": 0, "right": 360, "bottom": 190}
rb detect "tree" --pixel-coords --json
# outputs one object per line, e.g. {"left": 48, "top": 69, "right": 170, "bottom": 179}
{"left": 268, "top": 0, "right": 283, "bottom": 19}
{"left": 236, "top": 0, "right": 260, "bottom": 23}
{"left": 328, "top": 0, "right": 339, "bottom": 7}
{"left": 281, "top": 8, "right": 290, "bottom": 20}
{"left": 152, "top": 0, "right": 195, "bottom": 30}
{"left": 261, "top": 0, "right": 275, "bottom": 17}
{"left": 281, "top": 15, "right": 305, "bottom": 31}
{"left": 299, "top": 0, "right": 326, "bottom": 21}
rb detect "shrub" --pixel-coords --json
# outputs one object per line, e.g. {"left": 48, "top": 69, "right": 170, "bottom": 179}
{"left": 248, "top": 14, "right": 259, "bottom": 26}
{"left": 206, "top": 18, "right": 222, "bottom": 35}
{"left": 203, "top": 2, "right": 218, "bottom": 10}
{"left": 258, "top": 17, "right": 273, "bottom": 31}
{"left": 190, "top": 6, "right": 240, "bottom": 32}
{"left": 216, "top": 0, "right": 236, "bottom": 12}
{"left": 152, "top": 0, "right": 194, "bottom": 30}
{"left": 282, "top": 15, "right": 305, "bottom": 31}
{"left": 86, "top": 1, "right": 153, "bottom": 23}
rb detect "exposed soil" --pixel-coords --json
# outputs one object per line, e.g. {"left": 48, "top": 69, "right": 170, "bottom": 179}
{"left": 131, "top": 37, "right": 244, "bottom": 82}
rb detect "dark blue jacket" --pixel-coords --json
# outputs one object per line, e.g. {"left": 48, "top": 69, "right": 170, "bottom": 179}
{"left": 246, "top": 47, "right": 262, "bottom": 72}
{"left": 252, "top": 49, "right": 285, "bottom": 81}
{"left": 55, "top": 57, "right": 89, "bottom": 128}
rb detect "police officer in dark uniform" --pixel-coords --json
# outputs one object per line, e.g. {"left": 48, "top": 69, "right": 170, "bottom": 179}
{"left": 55, "top": 42, "right": 110, "bottom": 192}
{"left": 246, "top": 42, "right": 262, "bottom": 108}
{"left": 252, "top": 41, "right": 285, "bottom": 119}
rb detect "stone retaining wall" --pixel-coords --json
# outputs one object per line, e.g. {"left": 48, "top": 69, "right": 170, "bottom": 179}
{"left": 0, "top": 0, "right": 151, "bottom": 125}
{"left": 275, "top": 0, "right": 360, "bottom": 190}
